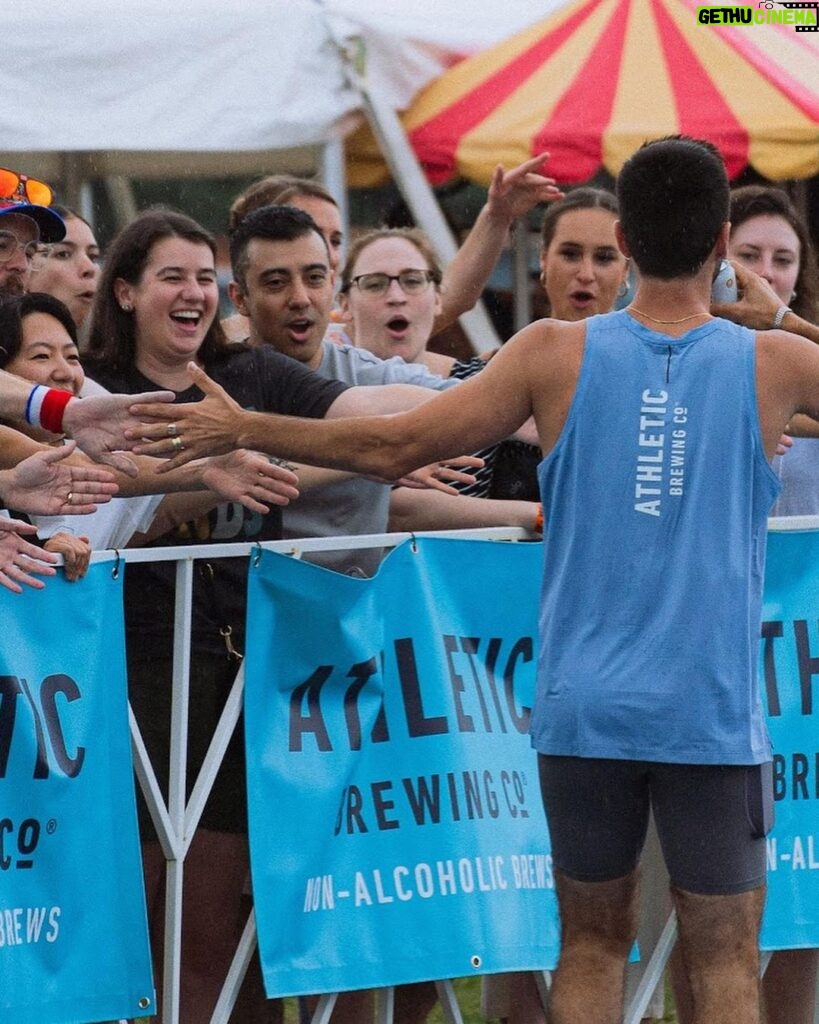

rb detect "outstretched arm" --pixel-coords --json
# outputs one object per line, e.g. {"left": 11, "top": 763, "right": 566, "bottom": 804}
{"left": 129, "top": 327, "right": 546, "bottom": 478}
{"left": 435, "top": 154, "right": 564, "bottom": 335}
{"left": 388, "top": 487, "right": 542, "bottom": 534}
{"left": 0, "top": 423, "right": 300, "bottom": 510}
{"left": 0, "top": 372, "right": 175, "bottom": 477}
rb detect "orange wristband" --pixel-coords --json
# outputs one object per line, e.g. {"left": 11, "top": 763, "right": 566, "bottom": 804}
{"left": 534, "top": 503, "right": 544, "bottom": 533}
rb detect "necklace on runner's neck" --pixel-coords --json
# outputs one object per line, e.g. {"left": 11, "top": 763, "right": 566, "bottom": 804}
{"left": 628, "top": 305, "right": 710, "bottom": 326}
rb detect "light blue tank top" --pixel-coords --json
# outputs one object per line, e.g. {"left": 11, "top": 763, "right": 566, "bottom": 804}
{"left": 530, "top": 310, "right": 779, "bottom": 765}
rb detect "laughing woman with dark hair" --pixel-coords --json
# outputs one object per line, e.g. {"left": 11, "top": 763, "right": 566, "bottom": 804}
{"left": 84, "top": 205, "right": 485, "bottom": 1024}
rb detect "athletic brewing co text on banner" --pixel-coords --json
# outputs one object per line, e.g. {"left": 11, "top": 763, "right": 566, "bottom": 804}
{"left": 760, "top": 528, "right": 819, "bottom": 950}
{"left": 245, "top": 537, "right": 559, "bottom": 996}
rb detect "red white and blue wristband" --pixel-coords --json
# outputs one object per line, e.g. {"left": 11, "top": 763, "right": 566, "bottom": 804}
{"left": 25, "top": 385, "right": 73, "bottom": 434}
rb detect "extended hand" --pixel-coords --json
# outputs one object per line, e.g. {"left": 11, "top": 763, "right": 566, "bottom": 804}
{"left": 129, "top": 364, "right": 243, "bottom": 470}
{"left": 201, "top": 450, "right": 300, "bottom": 513}
{"left": 711, "top": 262, "right": 781, "bottom": 330}
{"left": 0, "top": 442, "right": 118, "bottom": 515}
{"left": 397, "top": 455, "right": 483, "bottom": 494}
{"left": 63, "top": 388, "right": 176, "bottom": 476}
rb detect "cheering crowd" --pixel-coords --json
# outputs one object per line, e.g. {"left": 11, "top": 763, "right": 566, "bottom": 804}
{"left": 2, "top": 137, "right": 818, "bottom": 1024}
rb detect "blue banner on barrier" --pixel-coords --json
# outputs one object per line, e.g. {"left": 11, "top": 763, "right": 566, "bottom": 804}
{"left": 0, "top": 559, "right": 154, "bottom": 1024}
{"left": 760, "top": 529, "right": 819, "bottom": 950}
{"left": 246, "top": 537, "right": 559, "bottom": 997}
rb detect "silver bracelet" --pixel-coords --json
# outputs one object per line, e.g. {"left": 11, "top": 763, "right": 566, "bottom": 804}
{"left": 772, "top": 305, "right": 792, "bottom": 329}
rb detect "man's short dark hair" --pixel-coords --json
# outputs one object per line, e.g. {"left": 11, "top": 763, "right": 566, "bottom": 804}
{"left": 616, "top": 136, "right": 730, "bottom": 279}
{"left": 229, "top": 205, "right": 326, "bottom": 291}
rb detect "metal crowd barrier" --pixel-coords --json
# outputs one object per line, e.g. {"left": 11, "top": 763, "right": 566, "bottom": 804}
{"left": 94, "top": 522, "right": 815, "bottom": 1024}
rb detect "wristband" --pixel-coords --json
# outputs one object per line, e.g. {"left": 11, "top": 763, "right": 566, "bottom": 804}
{"left": 772, "top": 305, "right": 792, "bottom": 330}
{"left": 534, "top": 503, "right": 544, "bottom": 533}
{"left": 25, "top": 384, "right": 46, "bottom": 426}
{"left": 26, "top": 385, "right": 73, "bottom": 433}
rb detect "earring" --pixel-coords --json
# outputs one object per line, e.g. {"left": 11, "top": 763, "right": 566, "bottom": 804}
{"left": 791, "top": 290, "right": 798, "bottom": 302}
{"left": 618, "top": 280, "right": 629, "bottom": 299}
{"left": 120, "top": 303, "right": 133, "bottom": 312}
{"left": 539, "top": 270, "right": 547, "bottom": 288}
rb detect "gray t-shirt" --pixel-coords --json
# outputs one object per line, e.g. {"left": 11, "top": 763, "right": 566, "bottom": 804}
{"left": 282, "top": 341, "right": 456, "bottom": 575}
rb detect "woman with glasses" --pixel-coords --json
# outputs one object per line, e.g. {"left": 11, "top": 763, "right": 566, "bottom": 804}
{"left": 340, "top": 228, "right": 454, "bottom": 374}
{"left": 31, "top": 205, "right": 101, "bottom": 331}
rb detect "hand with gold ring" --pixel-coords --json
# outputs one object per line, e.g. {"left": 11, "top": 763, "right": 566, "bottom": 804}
{"left": 171, "top": 435, "right": 185, "bottom": 453}
{"left": 0, "top": 442, "right": 117, "bottom": 517}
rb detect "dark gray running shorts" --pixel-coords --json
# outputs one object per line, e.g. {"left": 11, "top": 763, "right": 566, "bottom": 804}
{"left": 538, "top": 755, "right": 773, "bottom": 896}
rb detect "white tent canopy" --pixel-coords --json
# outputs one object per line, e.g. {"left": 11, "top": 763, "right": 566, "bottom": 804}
{"left": 3, "top": 0, "right": 548, "bottom": 160}
{"left": 2, "top": 0, "right": 554, "bottom": 347}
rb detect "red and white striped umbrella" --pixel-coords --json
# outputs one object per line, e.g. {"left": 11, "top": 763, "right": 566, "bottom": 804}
{"left": 348, "top": 0, "right": 819, "bottom": 186}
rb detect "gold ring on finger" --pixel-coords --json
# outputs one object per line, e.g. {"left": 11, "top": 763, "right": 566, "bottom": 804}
{"left": 67, "top": 491, "right": 73, "bottom": 504}
{"left": 171, "top": 435, "right": 184, "bottom": 452}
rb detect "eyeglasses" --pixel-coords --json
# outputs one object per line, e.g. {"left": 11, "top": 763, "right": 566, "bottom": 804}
{"left": 0, "top": 168, "right": 53, "bottom": 207}
{"left": 344, "top": 270, "right": 436, "bottom": 296}
{"left": 0, "top": 231, "right": 40, "bottom": 264}
{"left": 30, "top": 242, "right": 101, "bottom": 273}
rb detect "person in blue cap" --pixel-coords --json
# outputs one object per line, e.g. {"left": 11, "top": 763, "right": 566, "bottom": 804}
{"left": 0, "top": 166, "right": 66, "bottom": 297}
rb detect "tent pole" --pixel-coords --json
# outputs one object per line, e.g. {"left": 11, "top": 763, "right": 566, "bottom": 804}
{"left": 104, "top": 175, "right": 139, "bottom": 231}
{"left": 321, "top": 137, "right": 350, "bottom": 253}
{"left": 335, "top": 38, "right": 501, "bottom": 353}
{"left": 512, "top": 221, "right": 533, "bottom": 334}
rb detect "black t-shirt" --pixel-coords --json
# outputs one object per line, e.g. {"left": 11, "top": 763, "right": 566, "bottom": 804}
{"left": 91, "top": 345, "right": 349, "bottom": 658}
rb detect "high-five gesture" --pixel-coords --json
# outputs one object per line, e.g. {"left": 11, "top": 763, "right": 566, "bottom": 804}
{"left": 63, "top": 389, "right": 176, "bottom": 476}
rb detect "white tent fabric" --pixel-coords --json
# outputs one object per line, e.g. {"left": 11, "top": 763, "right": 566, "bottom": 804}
{"left": 1, "top": 0, "right": 553, "bottom": 351}
{"left": 5, "top": 0, "right": 355, "bottom": 152}
{"left": 2, "top": 0, "right": 548, "bottom": 153}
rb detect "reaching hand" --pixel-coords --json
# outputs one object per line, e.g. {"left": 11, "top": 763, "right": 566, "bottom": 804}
{"left": 397, "top": 455, "right": 483, "bottom": 495}
{"left": 201, "top": 450, "right": 300, "bottom": 513}
{"left": 63, "top": 389, "right": 176, "bottom": 476}
{"left": 43, "top": 531, "right": 92, "bottom": 583}
{"left": 129, "top": 364, "right": 243, "bottom": 470}
{"left": 711, "top": 262, "right": 782, "bottom": 330}
{"left": 0, "top": 442, "right": 118, "bottom": 516}
{"left": 486, "top": 153, "right": 565, "bottom": 224}
{"left": 0, "top": 517, "right": 58, "bottom": 593}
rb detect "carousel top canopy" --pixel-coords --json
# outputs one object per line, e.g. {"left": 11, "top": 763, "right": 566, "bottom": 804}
{"left": 348, "top": 0, "right": 819, "bottom": 186}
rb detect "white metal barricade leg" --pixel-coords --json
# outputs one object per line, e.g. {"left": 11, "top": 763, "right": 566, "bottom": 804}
{"left": 374, "top": 986, "right": 396, "bottom": 1024}
{"left": 434, "top": 980, "right": 465, "bottom": 1023}
{"left": 623, "top": 815, "right": 670, "bottom": 1022}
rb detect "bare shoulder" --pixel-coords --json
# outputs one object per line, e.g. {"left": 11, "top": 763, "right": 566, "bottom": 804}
{"left": 490, "top": 317, "right": 586, "bottom": 378}
{"left": 756, "top": 328, "right": 819, "bottom": 431}
{"left": 757, "top": 327, "right": 819, "bottom": 382}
